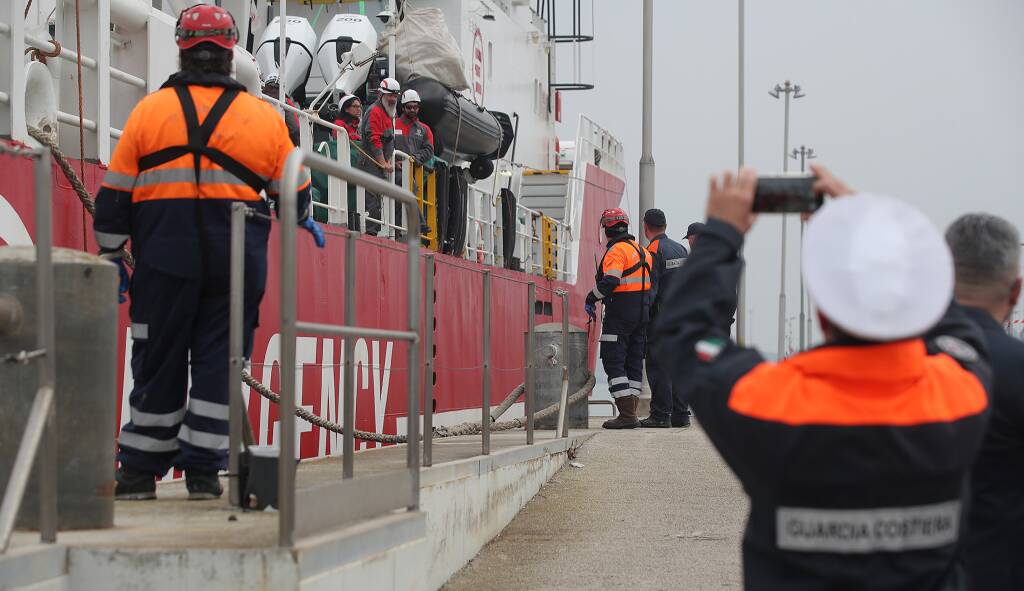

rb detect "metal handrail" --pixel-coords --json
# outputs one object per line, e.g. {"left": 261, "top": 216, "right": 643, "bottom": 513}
{"left": 0, "top": 144, "right": 56, "bottom": 553}
{"left": 279, "top": 148, "right": 420, "bottom": 547}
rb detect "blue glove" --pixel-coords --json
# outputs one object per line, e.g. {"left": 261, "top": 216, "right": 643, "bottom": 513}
{"left": 301, "top": 217, "right": 326, "bottom": 248}
{"left": 584, "top": 302, "right": 597, "bottom": 322}
{"left": 114, "top": 257, "right": 130, "bottom": 304}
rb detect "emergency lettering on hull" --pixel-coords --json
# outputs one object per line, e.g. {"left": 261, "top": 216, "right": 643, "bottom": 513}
{"left": 776, "top": 501, "right": 960, "bottom": 553}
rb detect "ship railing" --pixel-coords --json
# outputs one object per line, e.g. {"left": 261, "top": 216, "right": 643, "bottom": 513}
{"left": 228, "top": 147, "right": 421, "bottom": 548}
{"left": 562, "top": 113, "right": 626, "bottom": 285}
{"left": 263, "top": 95, "right": 571, "bottom": 281}
{"left": 0, "top": 3, "right": 154, "bottom": 162}
{"left": 420, "top": 266, "right": 574, "bottom": 467}
{"left": 0, "top": 144, "right": 56, "bottom": 553}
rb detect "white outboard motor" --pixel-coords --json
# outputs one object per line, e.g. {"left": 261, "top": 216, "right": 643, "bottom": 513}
{"left": 254, "top": 16, "right": 317, "bottom": 99}
{"left": 316, "top": 13, "right": 378, "bottom": 96}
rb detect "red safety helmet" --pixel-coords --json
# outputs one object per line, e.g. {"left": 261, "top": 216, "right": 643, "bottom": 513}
{"left": 600, "top": 207, "right": 630, "bottom": 228}
{"left": 175, "top": 4, "right": 239, "bottom": 51}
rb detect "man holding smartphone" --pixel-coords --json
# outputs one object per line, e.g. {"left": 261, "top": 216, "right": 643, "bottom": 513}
{"left": 652, "top": 165, "right": 991, "bottom": 589}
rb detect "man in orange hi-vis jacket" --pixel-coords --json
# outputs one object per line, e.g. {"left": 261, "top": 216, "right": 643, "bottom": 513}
{"left": 94, "top": 4, "right": 324, "bottom": 502}
{"left": 653, "top": 165, "right": 991, "bottom": 590}
{"left": 586, "top": 207, "right": 653, "bottom": 429}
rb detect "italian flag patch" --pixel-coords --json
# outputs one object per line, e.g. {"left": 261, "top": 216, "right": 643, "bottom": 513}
{"left": 695, "top": 338, "right": 726, "bottom": 363}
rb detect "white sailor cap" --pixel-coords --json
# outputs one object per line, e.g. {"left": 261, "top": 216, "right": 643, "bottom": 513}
{"left": 802, "top": 193, "right": 953, "bottom": 341}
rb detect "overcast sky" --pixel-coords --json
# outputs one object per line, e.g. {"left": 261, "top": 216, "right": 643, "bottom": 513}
{"left": 556, "top": 0, "right": 1024, "bottom": 356}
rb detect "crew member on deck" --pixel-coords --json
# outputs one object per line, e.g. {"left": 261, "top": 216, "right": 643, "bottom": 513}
{"left": 94, "top": 4, "right": 324, "bottom": 501}
{"left": 357, "top": 77, "right": 401, "bottom": 236}
{"left": 586, "top": 208, "right": 653, "bottom": 429}
{"left": 653, "top": 166, "right": 991, "bottom": 590}
{"left": 394, "top": 89, "right": 435, "bottom": 168}
{"left": 638, "top": 208, "right": 690, "bottom": 428}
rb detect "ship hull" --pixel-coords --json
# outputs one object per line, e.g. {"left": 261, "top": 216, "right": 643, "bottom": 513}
{"left": 0, "top": 145, "right": 623, "bottom": 463}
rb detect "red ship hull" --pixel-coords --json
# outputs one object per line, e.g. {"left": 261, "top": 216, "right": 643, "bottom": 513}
{"left": 0, "top": 145, "right": 623, "bottom": 461}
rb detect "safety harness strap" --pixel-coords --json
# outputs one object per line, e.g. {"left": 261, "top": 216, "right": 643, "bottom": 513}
{"left": 136, "top": 86, "right": 267, "bottom": 194}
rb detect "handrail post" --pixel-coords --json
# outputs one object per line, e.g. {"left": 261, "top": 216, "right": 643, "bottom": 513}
{"left": 343, "top": 230, "right": 356, "bottom": 478}
{"left": 558, "top": 290, "right": 570, "bottom": 438}
{"left": 423, "top": 255, "right": 435, "bottom": 467}
{"left": 526, "top": 282, "right": 536, "bottom": 445}
{"left": 278, "top": 149, "right": 302, "bottom": 547}
{"left": 404, "top": 198, "right": 421, "bottom": 510}
{"left": 228, "top": 203, "right": 246, "bottom": 507}
{"left": 36, "top": 150, "right": 56, "bottom": 543}
{"left": 481, "top": 271, "right": 491, "bottom": 455}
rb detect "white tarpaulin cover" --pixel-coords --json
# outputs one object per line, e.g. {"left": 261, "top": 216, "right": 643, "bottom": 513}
{"left": 380, "top": 8, "right": 470, "bottom": 91}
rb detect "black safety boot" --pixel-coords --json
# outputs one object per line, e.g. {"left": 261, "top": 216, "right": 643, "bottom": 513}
{"left": 639, "top": 415, "right": 672, "bottom": 428}
{"left": 115, "top": 467, "right": 156, "bottom": 501}
{"left": 603, "top": 395, "right": 641, "bottom": 429}
{"left": 671, "top": 414, "right": 692, "bottom": 428}
{"left": 185, "top": 471, "right": 223, "bottom": 500}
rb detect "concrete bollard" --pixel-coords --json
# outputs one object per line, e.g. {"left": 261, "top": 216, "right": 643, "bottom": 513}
{"left": 530, "top": 323, "right": 589, "bottom": 430}
{"left": 0, "top": 247, "right": 118, "bottom": 530}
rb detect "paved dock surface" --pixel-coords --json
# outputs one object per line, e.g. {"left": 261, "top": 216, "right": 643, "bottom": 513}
{"left": 444, "top": 421, "right": 748, "bottom": 590}
{"left": 8, "top": 430, "right": 576, "bottom": 551}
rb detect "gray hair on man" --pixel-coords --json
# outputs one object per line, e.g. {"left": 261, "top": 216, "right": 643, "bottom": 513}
{"left": 946, "top": 213, "right": 1022, "bottom": 315}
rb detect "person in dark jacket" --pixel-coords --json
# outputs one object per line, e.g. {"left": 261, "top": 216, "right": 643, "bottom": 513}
{"left": 652, "top": 165, "right": 991, "bottom": 591}
{"left": 945, "top": 213, "right": 1024, "bottom": 589}
{"left": 638, "top": 208, "right": 690, "bottom": 428}
{"left": 685, "top": 221, "right": 705, "bottom": 252}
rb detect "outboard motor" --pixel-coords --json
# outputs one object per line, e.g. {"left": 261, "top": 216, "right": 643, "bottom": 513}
{"left": 254, "top": 16, "right": 317, "bottom": 102}
{"left": 316, "top": 14, "right": 378, "bottom": 96}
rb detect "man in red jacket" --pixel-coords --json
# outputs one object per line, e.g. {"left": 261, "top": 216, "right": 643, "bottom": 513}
{"left": 356, "top": 77, "right": 400, "bottom": 236}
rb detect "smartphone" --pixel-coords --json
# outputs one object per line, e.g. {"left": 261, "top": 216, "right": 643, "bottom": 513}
{"left": 752, "top": 174, "right": 823, "bottom": 213}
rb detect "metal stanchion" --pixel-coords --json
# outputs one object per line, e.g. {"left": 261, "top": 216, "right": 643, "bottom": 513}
{"left": 423, "top": 255, "right": 435, "bottom": 466}
{"left": 526, "top": 282, "right": 536, "bottom": 445}
{"left": 482, "top": 271, "right": 491, "bottom": 455}
{"left": 343, "top": 230, "right": 357, "bottom": 478}
{"left": 35, "top": 150, "right": 56, "bottom": 543}
{"left": 228, "top": 203, "right": 246, "bottom": 506}
{"left": 557, "top": 291, "right": 570, "bottom": 438}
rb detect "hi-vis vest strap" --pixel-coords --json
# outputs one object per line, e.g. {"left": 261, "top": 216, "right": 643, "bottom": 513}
{"left": 599, "top": 239, "right": 652, "bottom": 293}
{"left": 136, "top": 86, "right": 267, "bottom": 197}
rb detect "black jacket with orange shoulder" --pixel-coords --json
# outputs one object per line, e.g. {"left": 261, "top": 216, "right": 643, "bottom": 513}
{"left": 652, "top": 218, "right": 992, "bottom": 591}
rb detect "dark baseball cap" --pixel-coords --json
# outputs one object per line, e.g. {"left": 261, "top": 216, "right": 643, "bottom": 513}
{"left": 686, "top": 222, "right": 706, "bottom": 238}
{"left": 643, "top": 208, "right": 667, "bottom": 227}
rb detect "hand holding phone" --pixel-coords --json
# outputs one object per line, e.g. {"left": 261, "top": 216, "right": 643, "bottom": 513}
{"left": 752, "top": 174, "right": 824, "bottom": 213}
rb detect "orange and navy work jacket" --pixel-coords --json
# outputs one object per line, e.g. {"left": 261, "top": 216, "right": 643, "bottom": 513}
{"left": 589, "top": 235, "right": 652, "bottom": 299}
{"left": 93, "top": 72, "right": 311, "bottom": 279}
{"left": 651, "top": 219, "right": 992, "bottom": 591}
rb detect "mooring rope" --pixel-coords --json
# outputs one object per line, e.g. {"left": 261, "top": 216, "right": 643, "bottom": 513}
{"left": 34, "top": 125, "right": 595, "bottom": 443}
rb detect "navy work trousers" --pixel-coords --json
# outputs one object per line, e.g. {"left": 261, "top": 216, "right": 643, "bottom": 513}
{"left": 599, "top": 321, "right": 646, "bottom": 399}
{"left": 117, "top": 261, "right": 262, "bottom": 476}
{"left": 647, "top": 338, "right": 688, "bottom": 420}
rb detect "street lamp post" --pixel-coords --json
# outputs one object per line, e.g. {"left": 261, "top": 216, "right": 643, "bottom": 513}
{"left": 791, "top": 145, "right": 816, "bottom": 351}
{"left": 769, "top": 80, "right": 804, "bottom": 360}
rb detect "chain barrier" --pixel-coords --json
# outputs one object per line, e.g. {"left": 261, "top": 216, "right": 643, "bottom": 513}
{"left": 39, "top": 131, "right": 594, "bottom": 445}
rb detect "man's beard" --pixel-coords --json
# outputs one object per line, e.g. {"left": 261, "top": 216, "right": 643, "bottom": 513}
{"left": 383, "top": 100, "right": 397, "bottom": 118}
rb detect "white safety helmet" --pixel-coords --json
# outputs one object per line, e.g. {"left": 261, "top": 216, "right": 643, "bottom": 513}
{"left": 379, "top": 77, "right": 401, "bottom": 94}
{"left": 401, "top": 89, "right": 421, "bottom": 104}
